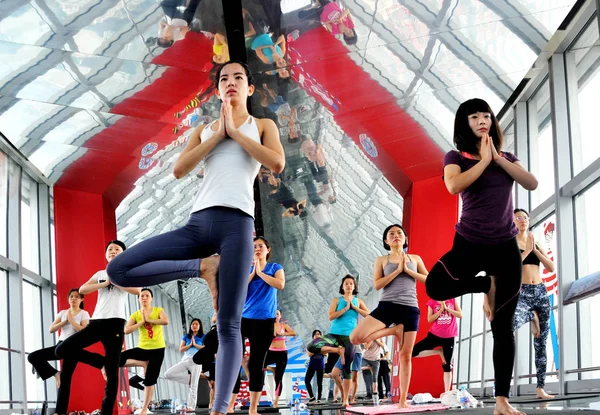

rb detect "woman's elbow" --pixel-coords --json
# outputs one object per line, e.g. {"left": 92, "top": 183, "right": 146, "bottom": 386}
{"left": 271, "top": 159, "right": 285, "bottom": 174}
{"left": 172, "top": 166, "right": 186, "bottom": 180}
{"left": 525, "top": 177, "right": 538, "bottom": 191}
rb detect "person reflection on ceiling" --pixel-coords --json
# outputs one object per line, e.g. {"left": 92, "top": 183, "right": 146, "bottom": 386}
{"left": 259, "top": 166, "right": 308, "bottom": 218}
{"left": 249, "top": 21, "right": 290, "bottom": 79}
{"left": 297, "top": 0, "right": 357, "bottom": 45}
{"left": 146, "top": 0, "right": 201, "bottom": 48}
{"left": 300, "top": 134, "right": 336, "bottom": 204}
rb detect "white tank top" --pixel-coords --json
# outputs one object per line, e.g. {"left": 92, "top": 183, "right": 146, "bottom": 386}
{"left": 191, "top": 116, "right": 261, "bottom": 218}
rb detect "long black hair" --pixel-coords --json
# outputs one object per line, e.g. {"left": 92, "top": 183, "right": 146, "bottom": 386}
{"left": 186, "top": 318, "right": 204, "bottom": 339}
{"left": 453, "top": 98, "right": 504, "bottom": 156}
{"left": 68, "top": 288, "right": 84, "bottom": 310}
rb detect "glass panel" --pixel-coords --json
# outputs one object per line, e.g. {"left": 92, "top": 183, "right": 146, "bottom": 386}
{"left": 484, "top": 329, "right": 494, "bottom": 381}
{"left": 458, "top": 340, "right": 470, "bottom": 384}
{"left": 0, "top": 350, "right": 9, "bottom": 403}
{"left": 576, "top": 181, "right": 600, "bottom": 278}
{"left": 528, "top": 79, "right": 555, "bottom": 209}
{"left": 568, "top": 16, "right": 600, "bottom": 175}
{"left": 469, "top": 335, "right": 483, "bottom": 382}
{"left": 575, "top": 182, "right": 600, "bottom": 375}
{"left": 21, "top": 174, "right": 40, "bottom": 273}
{"left": 471, "top": 294, "right": 484, "bottom": 336}
{"left": 23, "top": 281, "right": 45, "bottom": 404}
{"left": 0, "top": 151, "right": 7, "bottom": 257}
{"left": 0, "top": 270, "right": 8, "bottom": 348}
{"left": 460, "top": 295, "right": 472, "bottom": 339}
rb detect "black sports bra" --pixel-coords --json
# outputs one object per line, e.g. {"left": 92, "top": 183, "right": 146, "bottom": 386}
{"left": 520, "top": 249, "right": 540, "bottom": 266}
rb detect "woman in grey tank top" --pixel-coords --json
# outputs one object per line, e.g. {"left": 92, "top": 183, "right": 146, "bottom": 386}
{"left": 349, "top": 224, "right": 428, "bottom": 407}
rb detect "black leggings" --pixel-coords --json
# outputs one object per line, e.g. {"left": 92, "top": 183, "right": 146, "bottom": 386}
{"left": 120, "top": 347, "right": 165, "bottom": 386}
{"left": 233, "top": 317, "right": 275, "bottom": 393}
{"left": 55, "top": 318, "right": 124, "bottom": 415}
{"left": 305, "top": 366, "right": 324, "bottom": 400}
{"left": 412, "top": 332, "right": 455, "bottom": 372}
{"left": 28, "top": 343, "right": 61, "bottom": 380}
{"left": 426, "top": 233, "right": 522, "bottom": 398}
{"left": 264, "top": 350, "right": 288, "bottom": 396}
{"left": 377, "top": 360, "right": 390, "bottom": 397}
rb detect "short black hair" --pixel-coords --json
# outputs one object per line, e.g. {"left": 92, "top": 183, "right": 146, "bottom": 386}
{"left": 105, "top": 240, "right": 126, "bottom": 252}
{"left": 343, "top": 32, "right": 358, "bottom": 45}
{"left": 338, "top": 274, "right": 358, "bottom": 295}
{"left": 312, "top": 329, "right": 322, "bottom": 338}
{"left": 514, "top": 208, "right": 529, "bottom": 216}
{"left": 145, "top": 37, "right": 174, "bottom": 48}
{"left": 215, "top": 60, "right": 254, "bottom": 87}
{"left": 254, "top": 236, "right": 272, "bottom": 261}
{"left": 382, "top": 224, "right": 408, "bottom": 250}
{"left": 453, "top": 98, "right": 504, "bottom": 156}
{"left": 141, "top": 287, "right": 154, "bottom": 297}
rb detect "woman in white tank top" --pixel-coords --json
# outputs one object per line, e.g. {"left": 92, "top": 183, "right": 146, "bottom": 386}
{"left": 106, "top": 61, "right": 285, "bottom": 415}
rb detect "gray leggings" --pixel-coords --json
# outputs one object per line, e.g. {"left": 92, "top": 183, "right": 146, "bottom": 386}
{"left": 107, "top": 207, "right": 254, "bottom": 413}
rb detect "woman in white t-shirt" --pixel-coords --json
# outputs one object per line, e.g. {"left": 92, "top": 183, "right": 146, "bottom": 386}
{"left": 28, "top": 289, "right": 90, "bottom": 387}
{"left": 54, "top": 240, "right": 140, "bottom": 415}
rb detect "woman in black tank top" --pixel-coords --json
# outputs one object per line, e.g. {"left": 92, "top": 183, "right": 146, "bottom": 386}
{"left": 513, "top": 208, "right": 555, "bottom": 399}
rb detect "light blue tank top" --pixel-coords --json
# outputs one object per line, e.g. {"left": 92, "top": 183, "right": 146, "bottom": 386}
{"left": 330, "top": 296, "right": 359, "bottom": 336}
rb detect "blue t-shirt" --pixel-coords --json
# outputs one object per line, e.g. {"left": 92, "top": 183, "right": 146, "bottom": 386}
{"left": 242, "top": 262, "right": 284, "bottom": 319}
{"left": 182, "top": 334, "right": 204, "bottom": 358}
{"left": 330, "top": 297, "right": 359, "bottom": 336}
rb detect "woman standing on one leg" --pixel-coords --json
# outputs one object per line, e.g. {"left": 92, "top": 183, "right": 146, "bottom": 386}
{"left": 264, "top": 310, "right": 296, "bottom": 408}
{"left": 227, "top": 237, "right": 285, "bottom": 415}
{"left": 106, "top": 60, "right": 285, "bottom": 415}
{"left": 305, "top": 330, "right": 325, "bottom": 404}
{"left": 349, "top": 224, "right": 429, "bottom": 407}
{"left": 425, "top": 98, "right": 538, "bottom": 415}
{"left": 55, "top": 241, "right": 140, "bottom": 415}
{"left": 28, "top": 289, "right": 90, "bottom": 388}
{"left": 120, "top": 288, "right": 168, "bottom": 415}
{"left": 512, "top": 208, "right": 555, "bottom": 400}
{"left": 165, "top": 319, "right": 205, "bottom": 411}
{"left": 326, "top": 275, "right": 369, "bottom": 407}
{"left": 412, "top": 298, "right": 462, "bottom": 393}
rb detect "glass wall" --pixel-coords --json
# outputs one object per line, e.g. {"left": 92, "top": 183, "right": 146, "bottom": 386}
{"left": 0, "top": 145, "right": 55, "bottom": 410}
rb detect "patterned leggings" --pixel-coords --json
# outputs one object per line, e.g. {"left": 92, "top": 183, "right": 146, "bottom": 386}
{"left": 512, "top": 283, "right": 551, "bottom": 388}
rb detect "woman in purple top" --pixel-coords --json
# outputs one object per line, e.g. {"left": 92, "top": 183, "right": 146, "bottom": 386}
{"left": 425, "top": 98, "right": 537, "bottom": 415}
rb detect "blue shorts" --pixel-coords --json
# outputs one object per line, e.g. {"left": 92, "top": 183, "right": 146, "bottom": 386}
{"left": 335, "top": 352, "right": 362, "bottom": 371}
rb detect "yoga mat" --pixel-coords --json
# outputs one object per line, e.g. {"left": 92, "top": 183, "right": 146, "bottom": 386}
{"left": 343, "top": 403, "right": 448, "bottom": 414}
{"left": 480, "top": 393, "right": 599, "bottom": 404}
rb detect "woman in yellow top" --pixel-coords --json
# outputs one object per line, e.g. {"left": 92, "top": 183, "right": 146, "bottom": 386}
{"left": 121, "top": 288, "right": 169, "bottom": 415}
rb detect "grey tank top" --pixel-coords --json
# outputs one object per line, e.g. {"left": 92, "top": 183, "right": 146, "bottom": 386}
{"left": 379, "top": 256, "right": 418, "bottom": 307}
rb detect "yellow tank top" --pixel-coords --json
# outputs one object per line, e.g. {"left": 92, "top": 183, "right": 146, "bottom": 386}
{"left": 130, "top": 307, "right": 166, "bottom": 350}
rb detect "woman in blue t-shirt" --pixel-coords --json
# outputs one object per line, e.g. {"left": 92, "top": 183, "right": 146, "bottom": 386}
{"left": 228, "top": 237, "right": 285, "bottom": 415}
{"left": 165, "top": 318, "right": 204, "bottom": 411}
{"left": 425, "top": 98, "right": 537, "bottom": 415}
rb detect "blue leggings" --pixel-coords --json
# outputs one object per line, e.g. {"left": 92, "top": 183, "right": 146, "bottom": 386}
{"left": 107, "top": 207, "right": 254, "bottom": 413}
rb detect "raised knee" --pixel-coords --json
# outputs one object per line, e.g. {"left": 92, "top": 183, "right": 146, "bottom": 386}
{"left": 349, "top": 332, "right": 362, "bottom": 345}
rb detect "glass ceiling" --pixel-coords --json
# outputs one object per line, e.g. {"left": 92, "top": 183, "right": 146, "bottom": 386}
{"left": 0, "top": 0, "right": 575, "bottom": 338}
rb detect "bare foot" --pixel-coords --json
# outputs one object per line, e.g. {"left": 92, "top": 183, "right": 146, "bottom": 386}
{"left": 484, "top": 276, "right": 497, "bottom": 322}
{"left": 273, "top": 397, "right": 279, "bottom": 408}
{"left": 536, "top": 388, "right": 554, "bottom": 399}
{"left": 396, "top": 400, "right": 409, "bottom": 409}
{"left": 54, "top": 372, "right": 61, "bottom": 388}
{"left": 200, "top": 256, "right": 220, "bottom": 311}
{"left": 439, "top": 349, "right": 447, "bottom": 365}
{"left": 493, "top": 397, "right": 526, "bottom": 415}
{"left": 531, "top": 311, "right": 541, "bottom": 338}
{"left": 101, "top": 366, "right": 107, "bottom": 381}
{"left": 337, "top": 346, "right": 346, "bottom": 366}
